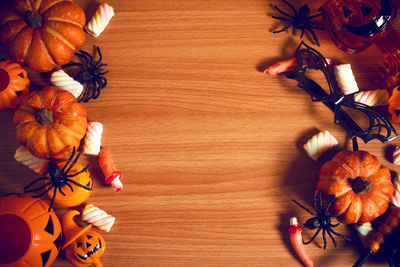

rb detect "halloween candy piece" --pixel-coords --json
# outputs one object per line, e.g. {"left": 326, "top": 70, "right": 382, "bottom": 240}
{"left": 62, "top": 210, "right": 106, "bottom": 267}
{"left": 50, "top": 70, "right": 84, "bottom": 99}
{"left": 288, "top": 217, "right": 313, "bottom": 267}
{"left": 264, "top": 57, "right": 332, "bottom": 76}
{"left": 354, "top": 89, "right": 389, "bottom": 107}
{"left": 390, "top": 173, "right": 400, "bottom": 207}
{"left": 393, "top": 146, "right": 400, "bottom": 165}
{"left": 82, "top": 204, "right": 115, "bottom": 232}
{"left": 83, "top": 122, "right": 103, "bottom": 155}
{"left": 99, "top": 147, "right": 123, "bottom": 191}
{"left": 334, "top": 64, "right": 359, "bottom": 95}
{"left": 85, "top": 3, "right": 115, "bottom": 37}
{"left": 15, "top": 145, "right": 49, "bottom": 174}
{"left": 0, "top": 195, "right": 62, "bottom": 267}
{"left": 355, "top": 222, "right": 373, "bottom": 247}
{"left": 303, "top": 130, "right": 338, "bottom": 161}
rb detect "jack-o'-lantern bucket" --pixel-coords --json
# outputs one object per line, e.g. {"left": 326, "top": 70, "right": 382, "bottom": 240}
{"left": 0, "top": 194, "right": 62, "bottom": 267}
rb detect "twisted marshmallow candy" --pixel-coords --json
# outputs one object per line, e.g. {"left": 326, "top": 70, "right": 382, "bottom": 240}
{"left": 391, "top": 173, "right": 400, "bottom": 207}
{"left": 15, "top": 146, "right": 49, "bottom": 174}
{"left": 83, "top": 122, "right": 103, "bottom": 155}
{"left": 82, "top": 204, "right": 115, "bottom": 232}
{"left": 354, "top": 89, "right": 388, "bottom": 107}
{"left": 50, "top": 70, "right": 83, "bottom": 99}
{"left": 393, "top": 146, "right": 400, "bottom": 166}
{"left": 85, "top": 3, "right": 114, "bottom": 37}
{"left": 303, "top": 130, "right": 338, "bottom": 161}
{"left": 334, "top": 64, "right": 359, "bottom": 95}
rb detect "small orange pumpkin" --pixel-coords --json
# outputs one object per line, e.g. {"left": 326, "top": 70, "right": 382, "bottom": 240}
{"left": 388, "top": 87, "right": 400, "bottom": 125}
{"left": 13, "top": 86, "right": 87, "bottom": 159}
{"left": 62, "top": 210, "right": 106, "bottom": 267}
{"left": 0, "top": 194, "right": 62, "bottom": 267}
{"left": 317, "top": 150, "right": 393, "bottom": 224}
{"left": 0, "top": 59, "right": 29, "bottom": 110}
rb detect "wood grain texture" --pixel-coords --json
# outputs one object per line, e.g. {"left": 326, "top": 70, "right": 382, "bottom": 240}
{"left": 0, "top": 0, "right": 398, "bottom": 266}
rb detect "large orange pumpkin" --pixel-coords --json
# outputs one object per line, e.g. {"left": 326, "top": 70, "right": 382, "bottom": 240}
{"left": 317, "top": 150, "right": 393, "bottom": 224}
{"left": 0, "top": 0, "right": 86, "bottom": 72}
{"left": 13, "top": 86, "right": 87, "bottom": 159}
{"left": 0, "top": 59, "right": 30, "bottom": 110}
{"left": 0, "top": 194, "right": 62, "bottom": 267}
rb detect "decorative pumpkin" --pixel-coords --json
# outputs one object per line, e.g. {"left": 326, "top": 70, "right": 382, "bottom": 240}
{"left": 0, "top": 0, "right": 86, "bottom": 72}
{"left": 0, "top": 194, "right": 62, "bottom": 267}
{"left": 317, "top": 150, "right": 393, "bottom": 224}
{"left": 62, "top": 210, "right": 106, "bottom": 267}
{"left": 0, "top": 59, "right": 29, "bottom": 110}
{"left": 13, "top": 86, "right": 87, "bottom": 159}
{"left": 388, "top": 86, "right": 400, "bottom": 125}
{"left": 320, "top": 0, "right": 394, "bottom": 53}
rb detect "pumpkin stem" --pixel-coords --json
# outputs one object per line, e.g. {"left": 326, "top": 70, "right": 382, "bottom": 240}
{"left": 351, "top": 177, "right": 372, "bottom": 194}
{"left": 36, "top": 109, "right": 53, "bottom": 125}
{"left": 24, "top": 11, "right": 43, "bottom": 29}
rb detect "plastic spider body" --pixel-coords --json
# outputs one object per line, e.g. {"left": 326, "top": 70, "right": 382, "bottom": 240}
{"left": 63, "top": 46, "right": 109, "bottom": 103}
{"left": 24, "top": 147, "right": 92, "bottom": 211}
{"left": 293, "top": 190, "right": 351, "bottom": 249}
{"left": 272, "top": 0, "right": 324, "bottom": 46}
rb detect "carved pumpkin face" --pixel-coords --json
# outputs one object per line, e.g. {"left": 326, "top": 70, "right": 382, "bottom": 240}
{"left": 321, "top": 0, "right": 395, "bottom": 53}
{"left": 70, "top": 230, "right": 105, "bottom": 265}
{"left": 0, "top": 195, "right": 62, "bottom": 267}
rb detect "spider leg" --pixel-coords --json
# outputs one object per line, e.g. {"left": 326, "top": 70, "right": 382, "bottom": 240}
{"left": 280, "top": 0, "right": 298, "bottom": 16}
{"left": 79, "top": 82, "right": 91, "bottom": 103}
{"left": 329, "top": 228, "right": 351, "bottom": 241}
{"left": 91, "top": 79, "right": 102, "bottom": 100}
{"left": 66, "top": 164, "right": 89, "bottom": 178}
{"left": 305, "top": 27, "right": 320, "bottom": 47}
{"left": 326, "top": 227, "right": 337, "bottom": 247}
{"left": 96, "top": 46, "right": 103, "bottom": 63}
{"left": 324, "top": 194, "right": 336, "bottom": 216}
{"left": 273, "top": 5, "right": 291, "bottom": 17}
{"left": 300, "top": 28, "right": 305, "bottom": 38}
{"left": 303, "top": 226, "right": 321, "bottom": 245}
{"left": 24, "top": 181, "right": 52, "bottom": 193}
{"left": 65, "top": 182, "right": 74, "bottom": 192}
{"left": 31, "top": 185, "right": 54, "bottom": 198}
{"left": 66, "top": 179, "right": 92, "bottom": 191}
{"left": 58, "top": 186, "right": 66, "bottom": 196}
{"left": 75, "top": 52, "right": 91, "bottom": 65}
{"left": 273, "top": 24, "right": 291, "bottom": 34}
{"left": 322, "top": 228, "right": 327, "bottom": 249}
{"left": 61, "top": 147, "right": 76, "bottom": 173}
{"left": 292, "top": 199, "right": 316, "bottom": 215}
{"left": 78, "top": 49, "right": 94, "bottom": 65}
{"left": 328, "top": 222, "right": 340, "bottom": 228}
{"left": 62, "top": 62, "right": 85, "bottom": 69}
{"left": 314, "top": 190, "right": 322, "bottom": 214}
{"left": 272, "top": 16, "right": 290, "bottom": 21}
{"left": 48, "top": 187, "right": 58, "bottom": 211}
{"left": 308, "top": 13, "right": 322, "bottom": 20}
{"left": 64, "top": 148, "right": 81, "bottom": 175}
{"left": 24, "top": 177, "right": 50, "bottom": 191}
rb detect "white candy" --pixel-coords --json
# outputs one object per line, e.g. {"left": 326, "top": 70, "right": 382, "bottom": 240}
{"left": 82, "top": 204, "right": 115, "bottom": 232}
{"left": 354, "top": 89, "right": 388, "bottom": 107}
{"left": 50, "top": 70, "right": 83, "bottom": 99}
{"left": 85, "top": 3, "right": 114, "bottom": 37}
{"left": 390, "top": 173, "right": 400, "bottom": 207}
{"left": 394, "top": 146, "right": 400, "bottom": 165}
{"left": 354, "top": 222, "right": 373, "bottom": 247}
{"left": 334, "top": 64, "right": 359, "bottom": 95}
{"left": 14, "top": 146, "right": 48, "bottom": 174}
{"left": 303, "top": 130, "right": 338, "bottom": 161}
{"left": 83, "top": 122, "right": 103, "bottom": 155}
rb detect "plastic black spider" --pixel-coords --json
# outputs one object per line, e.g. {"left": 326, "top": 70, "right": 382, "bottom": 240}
{"left": 272, "top": 0, "right": 324, "bottom": 46}
{"left": 62, "top": 46, "right": 109, "bottom": 103}
{"left": 24, "top": 147, "right": 92, "bottom": 211}
{"left": 292, "top": 190, "right": 351, "bottom": 249}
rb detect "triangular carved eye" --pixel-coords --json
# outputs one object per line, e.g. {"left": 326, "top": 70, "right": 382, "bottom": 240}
{"left": 44, "top": 216, "right": 54, "bottom": 235}
{"left": 87, "top": 235, "right": 93, "bottom": 239}
{"left": 86, "top": 242, "right": 92, "bottom": 248}
{"left": 41, "top": 250, "right": 51, "bottom": 267}
{"left": 343, "top": 6, "right": 352, "bottom": 17}
{"left": 360, "top": 5, "right": 372, "bottom": 17}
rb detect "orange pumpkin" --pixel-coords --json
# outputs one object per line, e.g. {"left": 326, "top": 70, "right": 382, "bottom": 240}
{"left": 317, "top": 150, "right": 393, "bottom": 224}
{"left": 13, "top": 86, "right": 87, "bottom": 159}
{"left": 0, "top": 194, "right": 62, "bottom": 267}
{"left": 62, "top": 210, "right": 106, "bottom": 267}
{"left": 388, "top": 86, "right": 400, "bottom": 125}
{"left": 0, "top": 59, "right": 29, "bottom": 110}
{"left": 0, "top": 0, "right": 86, "bottom": 72}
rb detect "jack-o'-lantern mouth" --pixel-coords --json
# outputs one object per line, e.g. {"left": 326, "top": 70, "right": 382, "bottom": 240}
{"left": 75, "top": 238, "right": 102, "bottom": 261}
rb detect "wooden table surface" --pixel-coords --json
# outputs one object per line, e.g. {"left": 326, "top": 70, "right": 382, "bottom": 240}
{"left": 0, "top": 0, "right": 399, "bottom": 266}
